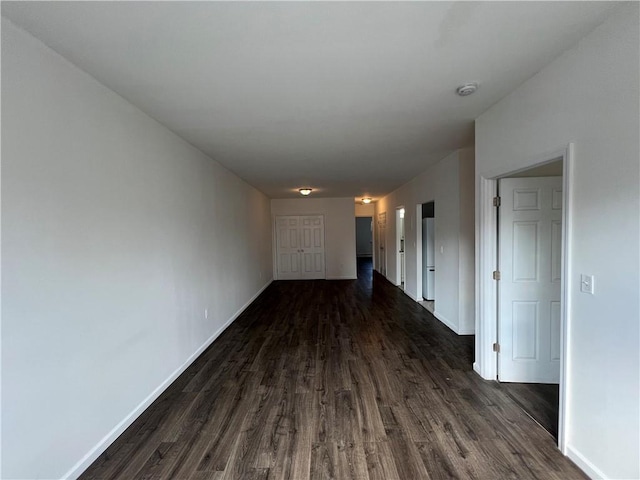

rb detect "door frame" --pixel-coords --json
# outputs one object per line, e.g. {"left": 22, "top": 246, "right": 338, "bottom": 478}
{"left": 415, "top": 200, "right": 435, "bottom": 302}
{"left": 475, "top": 144, "right": 574, "bottom": 453}
{"left": 395, "top": 206, "right": 405, "bottom": 288}
{"left": 415, "top": 204, "right": 423, "bottom": 300}
{"left": 354, "top": 215, "right": 374, "bottom": 258}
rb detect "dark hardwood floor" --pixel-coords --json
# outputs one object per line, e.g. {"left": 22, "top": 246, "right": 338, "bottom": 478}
{"left": 80, "top": 258, "right": 586, "bottom": 479}
{"left": 500, "top": 382, "right": 559, "bottom": 440}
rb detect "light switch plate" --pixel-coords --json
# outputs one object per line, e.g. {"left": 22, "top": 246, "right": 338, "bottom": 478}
{"left": 580, "top": 274, "right": 595, "bottom": 294}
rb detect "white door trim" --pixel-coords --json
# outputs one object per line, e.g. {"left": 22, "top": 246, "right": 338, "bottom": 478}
{"left": 475, "top": 175, "right": 499, "bottom": 379}
{"left": 415, "top": 204, "right": 423, "bottom": 300}
{"left": 475, "top": 143, "right": 574, "bottom": 453}
{"left": 395, "top": 206, "right": 405, "bottom": 288}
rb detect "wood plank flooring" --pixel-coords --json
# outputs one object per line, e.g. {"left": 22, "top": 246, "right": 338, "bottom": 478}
{"left": 80, "top": 259, "right": 587, "bottom": 479}
{"left": 500, "top": 382, "right": 559, "bottom": 440}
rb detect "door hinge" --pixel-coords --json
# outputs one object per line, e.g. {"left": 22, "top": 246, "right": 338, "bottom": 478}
{"left": 492, "top": 270, "right": 501, "bottom": 280}
{"left": 493, "top": 196, "right": 501, "bottom": 207}
{"left": 493, "top": 342, "right": 500, "bottom": 353}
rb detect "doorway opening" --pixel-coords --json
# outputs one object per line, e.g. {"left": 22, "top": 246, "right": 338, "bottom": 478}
{"left": 355, "top": 216, "right": 374, "bottom": 284}
{"left": 473, "top": 152, "right": 573, "bottom": 444}
{"left": 396, "top": 207, "right": 405, "bottom": 289}
{"left": 494, "top": 158, "right": 564, "bottom": 441}
{"left": 377, "top": 212, "right": 387, "bottom": 277}
{"left": 418, "top": 201, "right": 435, "bottom": 313}
{"left": 355, "top": 217, "right": 373, "bottom": 259}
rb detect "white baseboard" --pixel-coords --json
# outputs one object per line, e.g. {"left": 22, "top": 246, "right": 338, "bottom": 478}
{"left": 404, "top": 289, "right": 419, "bottom": 302}
{"left": 473, "top": 361, "right": 495, "bottom": 380}
{"left": 63, "top": 279, "right": 273, "bottom": 480}
{"left": 433, "top": 312, "right": 474, "bottom": 336}
{"left": 326, "top": 275, "right": 357, "bottom": 280}
{"left": 457, "top": 327, "right": 475, "bottom": 335}
{"left": 433, "top": 310, "right": 459, "bottom": 334}
{"left": 566, "top": 444, "right": 607, "bottom": 479}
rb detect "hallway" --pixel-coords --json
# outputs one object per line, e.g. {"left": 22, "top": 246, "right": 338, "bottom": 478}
{"left": 80, "top": 261, "right": 586, "bottom": 479}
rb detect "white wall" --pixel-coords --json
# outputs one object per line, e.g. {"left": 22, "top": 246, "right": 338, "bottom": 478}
{"left": 271, "top": 197, "right": 357, "bottom": 279}
{"left": 355, "top": 202, "right": 375, "bottom": 217}
{"left": 475, "top": 4, "right": 639, "bottom": 479}
{"left": 433, "top": 154, "right": 461, "bottom": 329}
{"left": 457, "top": 149, "right": 476, "bottom": 334}
{"left": 1, "top": 19, "right": 273, "bottom": 480}
{"left": 375, "top": 149, "right": 475, "bottom": 334}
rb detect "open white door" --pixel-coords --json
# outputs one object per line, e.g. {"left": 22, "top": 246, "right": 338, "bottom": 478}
{"left": 498, "top": 177, "right": 562, "bottom": 383}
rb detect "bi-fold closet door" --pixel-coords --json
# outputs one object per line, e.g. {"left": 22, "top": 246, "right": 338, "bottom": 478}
{"left": 276, "top": 215, "right": 325, "bottom": 279}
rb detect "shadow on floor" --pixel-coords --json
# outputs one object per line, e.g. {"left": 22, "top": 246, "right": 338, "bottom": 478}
{"left": 362, "top": 256, "right": 560, "bottom": 440}
{"left": 499, "top": 382, "right": 559, "bottom": 439}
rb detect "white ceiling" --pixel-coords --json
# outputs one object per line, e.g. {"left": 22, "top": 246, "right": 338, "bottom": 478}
{"left": 2, "top": 1, "right": 616, "bottom": 199}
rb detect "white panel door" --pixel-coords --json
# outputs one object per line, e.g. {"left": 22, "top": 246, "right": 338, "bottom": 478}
{"left": 276, "top": 215, "right": 325, "bottom": 280}
{"left": 299, "top": 215, "right": 325, "bottom": 279}
{"left": 276, "top": 216, "right": 301, "bottom": 280}
{"left": 498, "top": 177, "right": 562, "bottom": 383}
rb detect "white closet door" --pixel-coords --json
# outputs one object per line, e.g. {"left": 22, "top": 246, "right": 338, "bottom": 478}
{"left": 276, "top": 215, "right": 325, "bottom": 280}
{"left": 299, "top": 215, "right": 325, "bottom": 279}
{"left": 276, "top": 216, "right": 301, "bottom": 280}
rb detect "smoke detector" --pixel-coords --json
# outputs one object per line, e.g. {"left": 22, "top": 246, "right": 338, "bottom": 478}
{"left": 456, "top": 83, "right": 478, "bottom": 97}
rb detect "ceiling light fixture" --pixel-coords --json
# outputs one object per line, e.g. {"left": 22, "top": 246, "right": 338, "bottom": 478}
{"left": 362, "top": 198, "right": 372, "bottom": 204}
{"left": 299, "top": 188, "right": 312, "bottom": 196}
{"left": 456, "top": 82, "right": 479, "bottom": 96}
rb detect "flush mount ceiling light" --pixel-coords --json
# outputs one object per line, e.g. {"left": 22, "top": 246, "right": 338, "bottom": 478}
{"left": 299, "top": 188, "right": 312, "bottom": 196}
{"left": 456, "top": 82, "right": 479, "bottom": 96}
{"left": 362, "top": 198, "right": 372, "bottom": 204}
